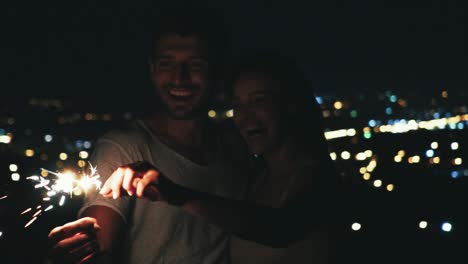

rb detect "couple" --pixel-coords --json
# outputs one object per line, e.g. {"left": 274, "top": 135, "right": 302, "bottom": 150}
{"left": 48, "top": 8, "right": 341, "bottom": 264}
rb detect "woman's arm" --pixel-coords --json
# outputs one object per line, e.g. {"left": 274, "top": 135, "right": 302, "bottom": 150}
{"left": 158, "top": 176, "right": 323, "bottom": 248}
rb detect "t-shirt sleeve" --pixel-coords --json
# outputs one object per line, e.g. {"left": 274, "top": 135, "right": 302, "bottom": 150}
{"left": 78, "top": 134, "right": 136, "bottom": 223}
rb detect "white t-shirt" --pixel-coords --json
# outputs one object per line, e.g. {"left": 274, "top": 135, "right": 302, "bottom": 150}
{"left": 79, "top": 120, "right": 248, "bottom": 264}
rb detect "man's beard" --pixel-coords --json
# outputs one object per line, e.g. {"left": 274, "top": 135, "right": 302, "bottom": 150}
{"left": 161, "top": 102, "right": 206, "bottom": 120}
{"left": 161, "top": 92, "right": 209, "bottom": 120}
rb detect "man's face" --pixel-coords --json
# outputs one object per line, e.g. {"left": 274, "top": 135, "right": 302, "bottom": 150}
{"left": 150, "top": 34, "right": 210, "bottom": 119}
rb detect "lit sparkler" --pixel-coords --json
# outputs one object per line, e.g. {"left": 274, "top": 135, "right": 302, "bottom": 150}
{"left": 20, "top": 162, "right": 101, "bottom": 228}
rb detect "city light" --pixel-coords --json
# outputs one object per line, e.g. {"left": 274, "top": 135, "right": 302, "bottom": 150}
{"left": 77, "top": 160, "right": 86, "bottom": 168}
{"left": 225, "top": 109, "right": 234, "bottom": 118}
{"left": 334, "top": 101, "right": 343, "bottom": 110}
{"left": 59, "top": 153, "right": 68, "bottom": 161}
{"left": 351, "top": 223, "right": 362, "bottom": 231}
{"left": 419, "top": 221, "right": 428, "bottom": 229}
{"left": 0, "top": 135, "right": 12, "bottom": 144}
{"left": 44, "top": 134, "right": 53, "bottom": 142}
{"left": 441, "top": 222, "right": 452, "bottom": 232}
{"left": 346, "top": 129, "right": 356, "bottom": 136}
{"left": 84, "top": 141, "right": 92, "bottom": 149}
{"left": 363, "top": 173, "right": 371, "bottom": 180}
{"left": 79, "top": 151, "right": 89, "bottom": 159}
{"left": 356, "top": 152, "right": 367, "bottom": 161}
{"left": 373, "top": 180, "right": 382, "bottom": 188}
{"left": 450, "top": 171, "right": 459, "bottom": 179}
{"left": 208, "top": 110, "right": 217, "bottom": 118}
{"left": 324, "top": 129, "right": 349, "bottom": 140}
{"left": 9, "top": 164, "right": 18, "bottom": 172}
{"left": 386, "top": 184, "right": 394, "bottom": 192}
{"left": 341, "top": 151, "right": 351, "bottom": 160}
{"left": 11, "top": 173, "right": 20, "bottom": 181}
{"left": 425, "top": 150, "right": 434, "bottom": 158}
{"left": 25, "top": 149, "right": 35, "bottom": 157}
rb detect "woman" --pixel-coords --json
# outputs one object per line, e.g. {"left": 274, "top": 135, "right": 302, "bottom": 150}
{"left": 225, "top": 53, "right": 341, "bottom": 263}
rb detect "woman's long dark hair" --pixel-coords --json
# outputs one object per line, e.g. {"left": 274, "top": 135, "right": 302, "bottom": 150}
{"left": 229, "top": 53, "right": 346, "bottom": 255}
{"left": 228, "top": 52, "right": 330, "bottom": 162}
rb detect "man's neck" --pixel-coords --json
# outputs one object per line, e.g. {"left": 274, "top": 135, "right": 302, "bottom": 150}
{"left": 145, "top": 112, "right": 206, "bottom": 148}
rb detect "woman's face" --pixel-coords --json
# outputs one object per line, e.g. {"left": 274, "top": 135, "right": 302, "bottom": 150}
{"left": 232, "top": 71, "right": 284, "bottom": 155}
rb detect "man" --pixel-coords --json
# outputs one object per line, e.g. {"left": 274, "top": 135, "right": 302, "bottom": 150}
{"left": 48, "top": 8, "right": 248, "bottom": 264}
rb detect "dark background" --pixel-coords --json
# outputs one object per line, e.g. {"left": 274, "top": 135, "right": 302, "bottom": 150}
{"left": 2, "top": 1, "right": 466, "bottom": 100}
{"left": 0, "top": 1, "right": 467, "bottom": 263}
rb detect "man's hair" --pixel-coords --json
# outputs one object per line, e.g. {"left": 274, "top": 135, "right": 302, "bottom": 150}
{"left": 145, "top": 5, "right": 227, "bottom": 71}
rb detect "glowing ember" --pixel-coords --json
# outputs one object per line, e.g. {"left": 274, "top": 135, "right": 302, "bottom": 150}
{"left": 20, "top": 208, "right": 32, "bottom": 215}
{"left": 24, "top": 217, "right": 38, "bottom": 228}
{"left": 59, "top": 195, "right": 66, "bottom": 206}
{"left": 32, "top": 209, "right": 42, "bottom": 218}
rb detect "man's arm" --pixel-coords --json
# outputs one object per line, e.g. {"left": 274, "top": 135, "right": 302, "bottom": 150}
{"left": 48, "top": 132, "right": 135, "bottom": 264}
{"left": 80, "top": 206, "right": 125, "bottom": 263}
{"left": 47, "top": 206, "right": 125, "bottom": 264}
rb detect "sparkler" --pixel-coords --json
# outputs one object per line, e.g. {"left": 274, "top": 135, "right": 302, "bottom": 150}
{"left": 20, "top": 162, "right": 101, "bottom": 228}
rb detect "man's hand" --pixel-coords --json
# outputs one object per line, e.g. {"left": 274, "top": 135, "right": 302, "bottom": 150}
{"left": 99, "top": 161, "right": 163, "bottom": 201}
{"left": 48, "top": 217, "right": 101, "bottom": 264}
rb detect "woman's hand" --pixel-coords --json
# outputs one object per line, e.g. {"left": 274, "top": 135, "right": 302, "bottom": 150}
{"left": 99, "top": 161, "right": 164, "bottom": 201}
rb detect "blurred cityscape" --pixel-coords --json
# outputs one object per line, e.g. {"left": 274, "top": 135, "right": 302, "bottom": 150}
{"left": 0, "top": 88, "right": 466, "bottom": 263}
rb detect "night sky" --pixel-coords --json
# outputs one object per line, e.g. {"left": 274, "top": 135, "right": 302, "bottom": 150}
{"left": 1, "top": 1, "right": 466, "bottom": 102}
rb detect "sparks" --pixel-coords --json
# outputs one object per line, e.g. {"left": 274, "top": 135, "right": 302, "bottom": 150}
{"left": 59, "top": 195, "right": 65, "bottom": 206}
{"left": 20, "top": 163, "right": 102, "bottom": 228}
{"left": 24, "top": 217, "right": 38, "bottom": 228}
{"left": 20, "top": 208, "right": 32, "bottom": 215}
{"left": 0, "top": 195, "right": 7, "bottom": 200}
{"left": 33, "top": 162, "right": 101, "bottom": 198}
{"left": 32, "top": 209, "right": 42, "bottom": 218}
